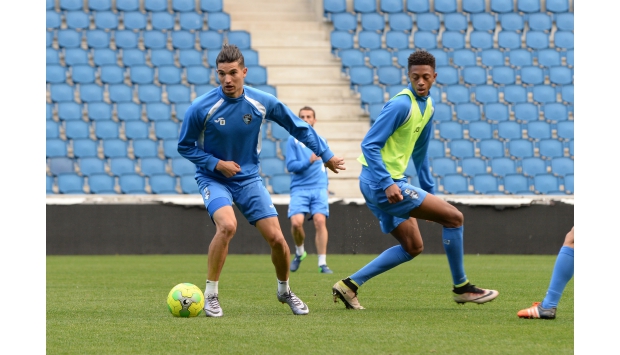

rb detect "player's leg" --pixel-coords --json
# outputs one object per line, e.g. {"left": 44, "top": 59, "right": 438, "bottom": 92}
{"left": 409, "top": 193, "right": 498, "bottom": 304}
{"left": 310, "top": 188, "right": 332, "bottom": 273}
{"left": 289, "top": 214, "right": 307, "bottom": 271}
{"left": 518, "top": 227, "right": 574, "bottom": 319}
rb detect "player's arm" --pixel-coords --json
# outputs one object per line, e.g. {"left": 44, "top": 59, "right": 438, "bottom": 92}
{"left": 285, "top": 137, "right": 312, "bottom": 173}
{"left": 411, "top": 120, "right": 436, "bottom": 194}
{"left": 360, "top": 97, "right": 411, "bottom": 191}
{"left": 177, "top": 105, "right": 223, "bottom": 172}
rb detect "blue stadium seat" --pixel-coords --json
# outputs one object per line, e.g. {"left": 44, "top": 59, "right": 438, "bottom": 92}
{"left": 358, "top": 31, "right": 382, "bottom": 50}
{"left": 354, "top": 0, "right": 377, "bottom": 13}
{"left": 528, "top": 13, "right": 552, "bottom": 32}
{"left": 133, "top": 139, "right": 159, "bottom": 158}
{"left": 154, "top": 121, "right": 179, "bottom": 140}
{"left": 514, "top": 103, "right": 539, "bottom": 122}
{"left": 60, "top": 0, "right": 83, "bottom": 11}
{"left": 441, "top": 174, "right": 470, "bottom": 194}
{"left": 64, "top": 48, "right": 89, "bottom": 66}
{"left": 109, "top": 157, "right": 135, "bottom": 175}
{"left": 508, "top": 139, "right": 534, "bottom": 158}
{"left": 100, "top": 65, "right": 125, "bottom": 85}
{"left": 446, "top": 85, "right": 470, "bottom": 104}
{"left": 435, "top": 66, "right": 459, "bottom": 86}
{"left": 564, "top": 173, "right": 574, "bottom": 194}
{"left": 173, "top": 0, "right": 196, "bottom": 12}
{"left": 561, "top": 85, "right": 573, "bottom": 104}
{"left": 130, "top": 66, "right": 154, "bottom": 84}
{"left": 546, "top": 0, "right": 569, "bottom": 13}
{"left": 407, "top": 0, "right": 430, "bottom": 13}
{"left": 58, "top": 29, "right": 82, "bottom": 48}
{"left": 270, "top": 174, "right": 291, "bottom": 194}
{"left": 471, "top": 13, "right": 496, "bottom": 32}
{"left": 50, "top": 83, "right": 74, "bottom": 102}
{"left": 88, "top": 173, "right": 117, "bottom": 194}
{"left": 358, "top": 85, "right": 385, "bottom": 105}
{"left": 95, "top": 121, "right": 120, "bottom": 139}
{"left": 123, "top": 12, "right": 147, "bottom": 30}
{"left": 227, "top": 31, "right": 251, "bottom": 49}
{"left": 47, "top": 0, "right": 54, "bottom": 10}
{"left": 49, "top": 157, "right": 75, "bottom": 175}
{"left": 197, "top": 31, "right": 222, "bottom": 50}
{"left": 72, "top": 138, "right": 98, "bottom": 158}
{"left": 526, "top": 121, "right": 551, "bottom": 140}
{"left": 473, "top": 174, "right": 501, "bottom": 194}
{"left": 394, "top": 50, "right": 412, "bottom": 68}
{"left": 538, "top": 139, "right": 564, "bottom": 159}
{"left": 435, "top": 0, "right": 457, "bottom": 13}
{"left": 349, "top": 66, "right": 374, "bottom": 86}
{"left": 178, "top": 49, "right": 203, "bottom": 67}
{"left": 174, "top": 102, "right": 192, "bottom": 120}
{"left": 180, "top": 174, "right": 199, "bottom": 194}
{"left": 332, "top": 12, "right": 357, "bottom": 32}
{"left": 389, "top": 13, "right": 413, "bottom": 32}
{"left": 517, "top": 0, "right": 541, "bottom": 13}
{"left": 503, "top": 173, "right": 532, "bottom": 194}
{"left": 549, "top": 66, "right": 572, "bottom": 85}
{"left": 79, "top": 157, "right": 106, "bottom": 176}
{"left": 508, "top": 49, "right": 533, "bottom": 67}
{"left": 474, "top": 85, "right": 498, "bottom": 104}
{"left": 103, "top": 138, "right": 127, "bottom": 158}
{"left": 498, "top": 31, "right": 521, "bottom": 50}
{"left": 470, "top": 32, "right": 494, "bottom": 50}
{"left": 86, "top": 30, "right": 111, "bottom": 49}
{"left": 480, "top": 49, "right": 505, "bottom": 67}
{"left": 491, "top": 66, "right": 516, "bottom": 85}
{"left": 368, "top": 49, "right": 392, "bottom": 68}
{"left": 339, "top": 49, "right": 365, "bottom": 68}
{"left": 57, "top": 173, "right": 84, "bottom": 194}
{"left": 163, "top": 139, "right": 181, "bottom": 158}
{"left": 171, "top": 31, "right": 196, "bottom": 50}
{"left": 520, "top": 66, "right": 544, "bottom": 85}
{"left": 557, "top": 121, "right": 574, "bottom": 140}
{"left": 47, "top": 138, "right": 67, "bottom": 157}
{"left": 433, "top": 103, "right": 452, "bottom": 122}
{"left": 556, "top": 13, "right": 574, "bottom": 31}
{"left": 193, "top": 84, "right": 215, "bottom": 97}
{"left": 452, "top": 49, "right": 476, "bottom": 67}
{"left": 491, "top": 0, "right": 514, "bottom": 13}
{"left": 413, "top": 31, "right": 437, "bottom": 49}
{"left": 150, "top": 174, "right": 178, "bottom": 194}
{"left": 427, "top": 140, "right": 446, "bottom": 158}
{"left": 455, "top": 103, "right": 481, "bottom": 123}
{"left": 324, "top": 0, "right": 347, "bottom": 16}
{"left": 143, "top": 31, "right": 168, "bottom": 49}
{"left": 468, "top": 121, "right": 493, "bottom": 140}
{"left": 429, "top": 87, "right": 441, "bottom": 103}
{"left": 166, "top": 85, "right": 191, "bottom": 103}
{"left": 158, "top": 66, "right": 182, "bottom": 85}
{"left": 47, "top": 175, "right": 54, "bottom": 194}
{"left": 377, "top": 66, "right": 402, "bottom": 86}
{"left": 146, "top": 102, "right": 171, "bottom": 121}
{"left": 58, "top": 102, "right": 82, "bottom": 120}
{"left": 138, "top": 84, "right": 163, "bottom": 103}
{"left": 444, "top": 13, "right": 468, "bottom": 32}
{"left": 87, "top": 102, "right": 112, "bottom": 121}
{"left": 171, "top": 157, "right": 196, "bottom": 176}
{"left": 520, "top": 157, "right": 547, "bottom": 177}
{"left": 260, "top": 139, "right": 277, "bottom": 159}
{"left": 94, "top": 11, "right": 118, "bottom": 30}
{"left": 122, "top": 48, "right": 146, "bottom": 67}
{"left": 117, "top": 0, "right": 139, "bottom": 11}
{"left": 93, "top": 48, "right": 117, "bottom": 66}
{"left": 152, "top": 49, "right": 177, "bottom": 68}
{"left": 482, "top": 103, "right": 509, "bottom": 125}
{"left": 479, "top": 139, "right": 505, "bottom": 159}
{"left": 79, "top": 84, "right": 104, "bottom": 102}
{"left": 381, "top": 0, "right": 403, "bottom": 13}
{"left": 186, "top": 66, "right": 211, "bottom": 85}
{"left": 439, "top": 121, "right": 464, "bottom": 140}
{"left": 386, "top": 31, "right": 410, "bottom": 50}
{"left": 532, "top": 85, "right": 557, "bottom": 104}
{"left": 260, "top": 157, "right": 286, "bottom": 176}
{"left": 114, "top": 31, "right": 138, "bottom": 49}
{"left": 533, "top": 174, "right": 560, "bottom": 194}
{"left": 145, "top": 0, "right": 167, "bottom": 12}
{"left": 150, "top": 12, "right": 175, "bottom": 31}
{"left": 441, "top": 31, "right": 465, "bottom": 50}
{"left": 462, "top": 0, "right": 485, "bottom": 13}
{"left": 361, "top": 13, "right": 385, "bottom": 32}
{"left": 536, "top": 49, "right": 561, "bottom": 67}
{"left": 497, "top": 121, "right": 522, "bottom": 140}
{"left": 200, "top": 0, "right": 222, "bottom": 12}
{"left": 543, "top": 103, "right": 568, "bottom": 123}
{"left": 270, "top": 123, "right": 290, "bottom": 141}
{"left": 245, "top": 66, "right": 267, "bottom": 85}
{"left": 47, "top": 65, "right": 66, "bottom": 84}
{"left": 416, "top": 13, "right": 440, "bottom": 32}
{"left": 139, "top": 157, "right": 166, "bottom": 177}
{"left": 449, "top": 139, "right": 475, "bottom": 159}
{"left": 462, "top": 66, "right": 486, "bottom": 86}
{"left": 490, "top": 157, "right": 517, "bottom": 177}
{"left": 526, "top": 31, "right": 549, "bottom": 50}
{"left": 108, "top": 84, "right": 134, "bottom": 103}
{"left": 119, "top": 173, "right": 146, "bottom": 194}
{"left": 503, "top": 85, "right": 527, "bottom": 104}
{"left": 431, "top": 158, "right": 457, "bottom": 177}
{"left": 64, "top": 12, "right": 89, "bottom": 30}
{"left": 47, "top": 11, "right": 61, "bottom": 29}
{"left": 500, "top": 13, "right": 524, "bottom": 31}
{"left": 90, "top": 0, "right": 112, "bottom": 11}
{"left": 124, "top": 121, "right": 150, "bottom": 140}
{"left": 278, "top": 139, "right": 288, "bottom": 158}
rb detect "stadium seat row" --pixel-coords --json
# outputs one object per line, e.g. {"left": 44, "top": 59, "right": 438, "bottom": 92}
{"left": 434, "top": 172, "right": 573, "bottom": 195}
{"left": 48, "top": 0, "right": 223, "bottom": 13}
{"left": 427, "top": 138, "right": 574, "bottom": 161}
{"left": 47, "top": 172, "right": 198, "bottom": 194}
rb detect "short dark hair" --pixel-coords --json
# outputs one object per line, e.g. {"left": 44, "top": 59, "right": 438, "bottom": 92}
{"left": 407, "top": 50, "right": 435, "bottom": 71}
{"left": 216, "top": 43, "right": 245, "bottom": 67}
{"left": 298, "top": 106, "right": 315, "bottom": 117}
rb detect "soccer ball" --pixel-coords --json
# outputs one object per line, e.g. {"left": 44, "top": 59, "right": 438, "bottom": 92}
{"left": 166, "top": 283, "right": 205, "bottom": 317}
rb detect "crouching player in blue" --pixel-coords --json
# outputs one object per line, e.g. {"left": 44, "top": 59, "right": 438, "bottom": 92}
{"left": 332, "top": 50, "right": 498, "bottom": 310}
{"left": 178, "top": 44, "right": 346, "bottom": 317}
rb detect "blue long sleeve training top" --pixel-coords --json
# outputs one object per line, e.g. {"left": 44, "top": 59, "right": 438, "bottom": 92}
{"left": 359, "top": 84, "right": 436, "bottom": 194}
{"left": 178, "top": 86, "right": 334, "bottom": 183}
{"left": 285, "top": 136, "right": 329, "bottom": 191}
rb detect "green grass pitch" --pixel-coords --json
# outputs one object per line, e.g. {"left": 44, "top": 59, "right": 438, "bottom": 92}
{"left": 47, "top": 254, "right": 573, "bottom": 354}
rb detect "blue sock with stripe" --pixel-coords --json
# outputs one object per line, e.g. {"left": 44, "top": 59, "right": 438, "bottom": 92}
{"left": 350, "top": 245, "right": 414, "bottom": 286}
{"left": 541, "top": 246, "right": 574, "bottom": 309}
{"left": 442, "top": 226, "right": 468, "bottom": 287}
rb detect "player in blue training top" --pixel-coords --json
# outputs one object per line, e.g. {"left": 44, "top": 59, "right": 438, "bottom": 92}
{"left": 177, "top": 44, "right": 346, "bottom": 317}
{"left": 518, "top": 226, "right": 574, "bottom": 319}
{"left": 332, "top": 50, "right": 498, "bottom": 310}
{"left": 286, "top": 106, "right": 334, "bottom": 274}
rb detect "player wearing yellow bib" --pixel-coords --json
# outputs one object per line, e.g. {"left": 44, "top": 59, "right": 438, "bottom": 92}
{"left": 332, "top": 50, "right": 499, "bottom": 310}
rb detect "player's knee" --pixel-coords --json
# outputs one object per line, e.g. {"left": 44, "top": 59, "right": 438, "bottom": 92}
{"left": 216, "top": 220, "right": 237, "bottom": 238}
{"left": 563, "top": 226, "right": 574, "bottom": 248}
{"left": 405, "top": 244, "right": 424, "bottom": 258}
{"left": 291, "top": 219, "right": 304, "bottom": 230}
{"left": 313, "top": 214, "right": 326, "bottom": 229}
{"left": 444, "top": 208, "right": 463, "bottom": 228}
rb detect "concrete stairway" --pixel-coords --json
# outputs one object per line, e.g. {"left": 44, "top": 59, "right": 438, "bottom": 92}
{"left": 223, "top": 0, "right": 368, "bottom": 198}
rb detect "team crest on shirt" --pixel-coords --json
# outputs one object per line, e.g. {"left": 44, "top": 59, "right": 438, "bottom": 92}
{"left": 404, "top": 188, "right": 419, "bottom": 199}
{"left": 243, "top": 114, "right": 252, "bottom": 124}
{"left": 202, "top": 187, "right": 210, "bottom": 200}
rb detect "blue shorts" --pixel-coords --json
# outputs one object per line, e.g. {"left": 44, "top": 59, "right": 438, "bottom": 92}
{"left": 196, "top": 175, "right": 277, "bottom": 225}
{"left": 287, "top": 188, "right": 329, "bottom": 220}
{"left": 359, "top": 178, "right": 428, "bottom": 234}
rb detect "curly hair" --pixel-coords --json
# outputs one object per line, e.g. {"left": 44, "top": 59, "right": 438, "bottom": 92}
{"left": 216, "top": 43, "right": 245, "bottom": 67}
{"left": 407, "top": 50, "right": 435, "bottom": 70}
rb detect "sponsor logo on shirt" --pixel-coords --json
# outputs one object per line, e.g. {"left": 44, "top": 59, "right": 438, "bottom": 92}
{"left": 243, "top": 113, "right": 252, "bottom": 125}
{"left": 214, "top": 117, "right": 225, "bottom": 125}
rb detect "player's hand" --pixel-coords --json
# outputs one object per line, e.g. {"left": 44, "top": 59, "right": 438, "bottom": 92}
{"left": 324, "top": 156, "right": 346, "bottom": 174}
{"left": 309, "top": 153, "right": 320, "bottom": 163}
{"left": 215, "top": 160, "right": 241, "bottom": 178}
{"left": 385, "top": 184, "right": 403, "bottom": 204}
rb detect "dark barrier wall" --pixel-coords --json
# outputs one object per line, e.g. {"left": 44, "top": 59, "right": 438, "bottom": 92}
{"left": 47, "top": 201, "right": 573, "bottom": 255}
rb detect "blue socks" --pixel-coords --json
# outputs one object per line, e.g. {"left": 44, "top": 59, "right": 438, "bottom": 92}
{"left": 542, "top": 246, "right": 574, "bottom": 309}
{"left": 442, "top": 226, "right": 468, "bottom": 287}
{"left": 350, "top": 245, "right": 414, "bottom": 286}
